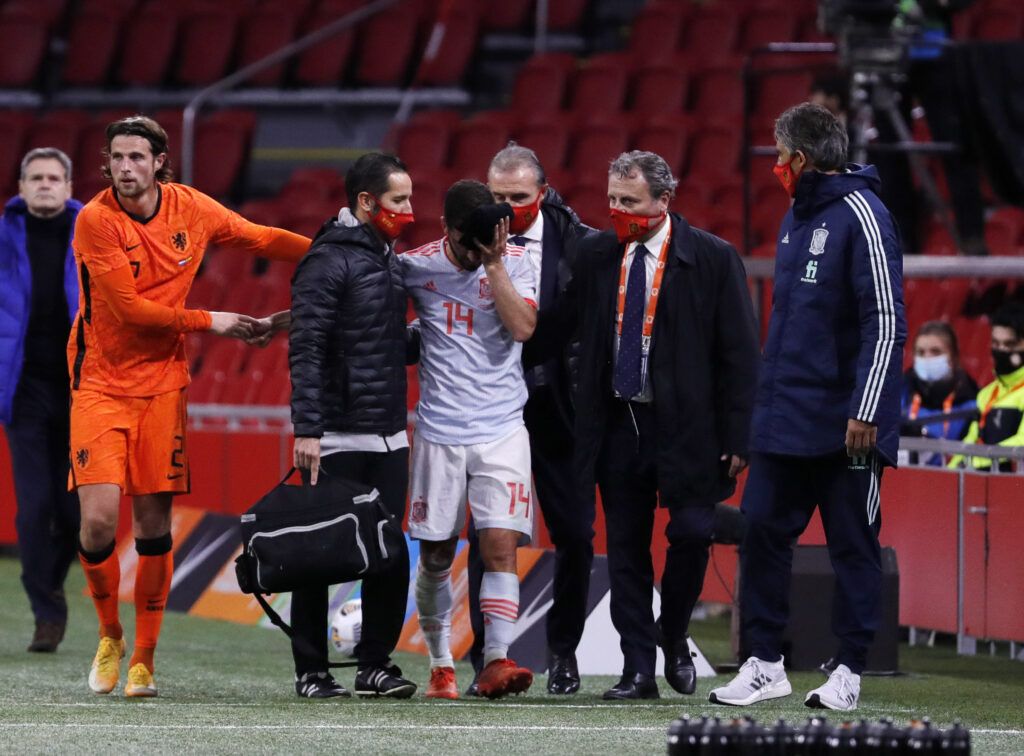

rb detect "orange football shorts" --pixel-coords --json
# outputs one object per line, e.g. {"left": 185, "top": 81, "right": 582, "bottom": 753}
{"left": 69, "top": 387, "right": 189, "bottom": 496}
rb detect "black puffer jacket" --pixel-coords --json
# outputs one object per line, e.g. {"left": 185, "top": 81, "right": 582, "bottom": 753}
{"left": 289, "top": 220, "right": 412, "bottom": 438}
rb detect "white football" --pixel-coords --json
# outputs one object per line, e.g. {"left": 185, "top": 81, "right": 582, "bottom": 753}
{"left": 330, "top": 598, "right": 362, "bottom": 657}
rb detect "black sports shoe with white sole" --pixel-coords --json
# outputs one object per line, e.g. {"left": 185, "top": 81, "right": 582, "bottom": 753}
{"left": 355, "top": 664, "right": 417, "bottom": 698}
{"left": 295, "top": 671, "right": 351, "bottom": 699}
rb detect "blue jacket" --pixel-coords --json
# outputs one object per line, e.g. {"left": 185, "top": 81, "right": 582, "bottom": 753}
{"left": 0, "top": 195, "right": 82, "bottom": 425}
{"left": 750, "top": 165, "right": 906, "bottom": 466}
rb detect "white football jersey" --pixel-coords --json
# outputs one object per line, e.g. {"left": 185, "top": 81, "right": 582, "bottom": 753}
{"left": 399, "top": 238, "right": 538, "bottom": 445}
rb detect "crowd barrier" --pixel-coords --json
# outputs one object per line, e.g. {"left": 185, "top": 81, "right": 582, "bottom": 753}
{"left": 0, "top": 412, "right": 1020, "bottom": 655}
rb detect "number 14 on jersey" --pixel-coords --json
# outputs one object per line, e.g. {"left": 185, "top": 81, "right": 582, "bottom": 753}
{"left": 442, "top": 301, "right": 474, "bottom": 336}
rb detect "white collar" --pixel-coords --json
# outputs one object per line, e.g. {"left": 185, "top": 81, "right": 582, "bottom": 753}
{"left": 516, "top": 211, "right": 544, "bottom": 242}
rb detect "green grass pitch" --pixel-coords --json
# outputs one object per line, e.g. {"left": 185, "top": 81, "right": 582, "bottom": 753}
{"left": 0, "top": 557, "right": 1021, "bottom": 754}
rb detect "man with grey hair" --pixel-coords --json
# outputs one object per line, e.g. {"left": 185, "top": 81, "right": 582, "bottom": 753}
{"left": 459, "top": 142, "right": 595, "bottom": 696}
{"left": 0, "top": 147, "right": 83, "bottom": 652}
{"left": 710, "top": 102, "right": 905, "bottom": 712}
{"left": 528, "top": 149, "right": 760, "bottom": 700}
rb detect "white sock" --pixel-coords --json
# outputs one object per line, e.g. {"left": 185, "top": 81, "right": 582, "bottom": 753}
{"left": 415, "top": 563, "right": 453, "bottom": 669}
{"left": 480, "top": 571, "right": 519, "bottom": 666}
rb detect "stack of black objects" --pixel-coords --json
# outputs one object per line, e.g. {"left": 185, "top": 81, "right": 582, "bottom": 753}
{"left": 667, "top": 714, "right": 971, "bottom": 754}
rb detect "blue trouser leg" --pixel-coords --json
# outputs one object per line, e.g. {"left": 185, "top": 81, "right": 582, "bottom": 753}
{"left": 739, "top": 452, "right": 819, "bottom": 664}
{"left": 820, "top": 455, "right": 883, "bottom": 674}
{"left": 5, "top": 378, "right": 79, "bottom": 625}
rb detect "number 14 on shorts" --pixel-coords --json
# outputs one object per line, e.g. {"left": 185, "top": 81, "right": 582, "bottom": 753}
{"left": 506, "top": 482, "right": 531, "bottom": 518}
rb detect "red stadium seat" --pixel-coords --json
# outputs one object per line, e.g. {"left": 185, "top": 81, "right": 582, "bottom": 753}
{"left": 739, "top": 8, "right": 798, "bottom": 51}
{"left": 567, "top": 122, "right": 629, "bottom": 175}
{"left": 509, "top": 53, "right": 576, "bottom": 114}
{"left": 679, "top": 8, "right": 739, "bottom": 67}
{"left": 547, "top": 0, "right": 590, "bottom": 31}
{"left": 627, "top": 2, "right": 684, "bottom": 64}
{"left": 690, "top": 67, "right": 744, "bottom": 117}
{"left": 395, "top": 119, "right": 452, "bottom": 172}
{"left": 630, "top": 63, "right": 689, "bottom": 117}
{"left": 480, "top": 0, "right": 532, "bottom": 31}
{"left": 25, "top": 109, "right": 91, "bottom": 159}
{"left": 986, "top": 208, "right": 1024, "bottom": 256}
{"left": 353, "top": 11, "right": 417, "bottom": 86}
{"left": 62, "top": 10, "right": 123, "bottom": 87}
{"left": 633, "top": 117, "right": 690, "bottom": 177}
{"left": 202, "top": 247, "right": 257, "bottom": 284}
{"left": 175, "top": 9, "right": 239, "bottom": 86}
{"left": 0, "top": 111, "right": 32, "bottom": 195}
{"left": 292, "top": 2, "right": 358, "bottom": 86}
{"left": 116, "top": 6, "right": 179, "bottom": 86}
{"left": 756, "top": 71, "right": 814, "bottom": 117}
{"left": 415, "top": 10, "right": 480, "bottom": 85}
{"left": 237, "top": 8, "right": 299, "bottom": 86}
{"left": 569, "top": 53, "right": 631, "bottom": 115}
{"left": 687, "top": 126, "right": 741, "bottom": 180}
{"left": 0, "top": 0, "right": 66, "bottom": 28}
{"left": 709, "top": 218, "right": 744, "bottom": 249}
{"left": 0, "top": 12, "right": 49, "bottom": 87}
{"left": 972, "top": 8, "right": 1024, "bottom": 41}
{"left": 449, "top": 118, "right": 511, "bottom": 175}
{"left": 190, "top": 110, "right": 256, "bottom": 198}
{"left": 564, "top": 185, "right": 610, "bottom": 229}
{"left": 513, "top": 120, "right": 571, "bottom": 172}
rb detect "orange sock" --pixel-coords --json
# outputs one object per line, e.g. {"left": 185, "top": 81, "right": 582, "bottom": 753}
{"left": 130, "top": 538, "right": 173, "bottom": 674}
{"left": 79, "top": 544, "right": 123, "bottom": 640}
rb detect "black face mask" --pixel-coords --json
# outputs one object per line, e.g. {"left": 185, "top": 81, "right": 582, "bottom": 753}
{"left": 992, "top": 349, "right": 1024, "bottom": 376}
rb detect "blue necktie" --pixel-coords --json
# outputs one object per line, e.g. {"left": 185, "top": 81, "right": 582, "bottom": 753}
{"left": 613, "top": 243, "right": 648, "bottom": 399}
{"left": 509, "top": 235, "right": 529, "bottom": 246}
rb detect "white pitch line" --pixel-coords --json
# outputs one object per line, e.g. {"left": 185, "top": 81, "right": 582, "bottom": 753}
{"left": 0, "top": 723, "right": 661, "bottom": 732}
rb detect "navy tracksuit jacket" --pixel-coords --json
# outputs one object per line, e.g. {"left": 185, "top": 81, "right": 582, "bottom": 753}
{"left": 741, "top": 165, "right": 906, "bottom": 674}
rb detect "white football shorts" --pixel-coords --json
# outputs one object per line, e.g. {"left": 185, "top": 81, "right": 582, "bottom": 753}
{"left": 408, "top": 424, "right": 533, "bottom": 543}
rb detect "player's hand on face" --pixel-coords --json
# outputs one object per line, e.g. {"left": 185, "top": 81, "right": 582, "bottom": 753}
{"left": 293, "top": 436, "right": 321, "bottom": 486}
{"left": 209, "top": 311, "right": 258, "bottom": 340}
{"left": 475, "top": 217, "right": 509, "bottom": 267}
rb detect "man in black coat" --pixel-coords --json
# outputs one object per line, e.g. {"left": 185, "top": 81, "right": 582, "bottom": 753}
{"left": 289, "top": 152, "right": 418, "bottom": 700}
{"left": 462, "top": 143, "right": 596, "bottom": 696}
{"left": 529, "top": 150, "right": 760, "bottom": 700}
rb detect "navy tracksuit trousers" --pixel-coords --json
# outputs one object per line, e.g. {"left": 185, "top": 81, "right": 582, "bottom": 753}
{"left": 739, "top": 451, "right": 883, "bottom": 675}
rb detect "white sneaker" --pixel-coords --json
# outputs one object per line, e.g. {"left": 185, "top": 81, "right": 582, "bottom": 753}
{"left": 805, "top": 663, "right": 860, "bottom": 711}
{"left": 708, "top": 656, "right": 792, "bottom": 706}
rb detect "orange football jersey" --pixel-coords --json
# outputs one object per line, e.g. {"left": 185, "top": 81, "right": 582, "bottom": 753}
{"left": 68, "top": 183, "right": 308, "bottom": 397}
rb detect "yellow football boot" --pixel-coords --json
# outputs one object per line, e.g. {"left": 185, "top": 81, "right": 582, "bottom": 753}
{"left": 88, "top": 637, "right": 126, "bottom": 694}
{"left": 124, "top": 663, "right": 158, "bottom": 698}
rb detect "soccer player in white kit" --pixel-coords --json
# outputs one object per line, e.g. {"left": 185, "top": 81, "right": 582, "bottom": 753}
{"left": 399, "top": 180, "right": 538, "bottom": 700}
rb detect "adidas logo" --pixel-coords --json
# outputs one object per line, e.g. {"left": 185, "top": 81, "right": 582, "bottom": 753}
{"left": 424, "top": 280, "right": 438, "bottom": 292}
{"left": 782, "top": 232, "right": 790, "bottom": 244}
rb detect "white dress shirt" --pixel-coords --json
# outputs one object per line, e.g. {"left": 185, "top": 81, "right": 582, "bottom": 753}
{"left": 514, "top": 211, "right": 545, "bottom": 307}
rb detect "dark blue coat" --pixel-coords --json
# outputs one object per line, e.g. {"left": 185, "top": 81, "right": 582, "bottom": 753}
{"left": 750, "top": 165, "right": 906, "bottom": 466}
{"left": 0, "top": 196, "right": 82, "bottom": 425}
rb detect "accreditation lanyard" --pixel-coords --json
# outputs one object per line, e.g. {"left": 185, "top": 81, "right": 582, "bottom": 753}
{"left": 909, "top": 391, "right": 954, "bottom": 437}
{"left": 615, "top": 228, "right": 672, "bottom": 372}
{"left": 979, "top": 378, "right": 1024, "bottom": 429}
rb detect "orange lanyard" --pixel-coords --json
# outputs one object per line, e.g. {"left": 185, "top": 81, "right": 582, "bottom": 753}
{"left": 615, "top": 227, "right": 672, "bottom": 354}
{"left": 979, "top": 378, "right": 1024, "bottom": 429}
{"left": 909, "top": 391, "right": 954, "bottom": 436}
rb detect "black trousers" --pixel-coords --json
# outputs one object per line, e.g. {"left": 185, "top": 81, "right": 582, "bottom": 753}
{"left": 739, "top": 451, "right": 883, "bottom": 675}
{"left": 595, "top": 399, "right": 714, "bottom": 678}
{"left": 4, "top": 376, "right": 79, "bottom": 625}
{"left": 289, "top": 446, "right": 410, "bottom": 675}
{"left": 466, "top": 387, "right": 596, "bottom": 671}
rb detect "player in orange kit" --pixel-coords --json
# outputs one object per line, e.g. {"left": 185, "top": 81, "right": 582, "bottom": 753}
{"left": 69, "top": 116, "right": 308, "bottom": 697}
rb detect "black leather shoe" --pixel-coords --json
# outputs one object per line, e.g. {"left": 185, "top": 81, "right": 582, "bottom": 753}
{"left": 664, "top": 651, "right": 697, "bottom": 695}
{"left": 602, "top": 672, "right": 659, "bottom": 700}
{"left": 547, "top": 654, "right": 581, "bottom": 695}
{"left": 464, "top": 671, "right": 482, "bottom": 697}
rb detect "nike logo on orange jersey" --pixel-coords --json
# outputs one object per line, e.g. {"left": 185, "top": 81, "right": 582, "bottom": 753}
{"left": 126, "top": 243, "right": 141, "bottom": 251}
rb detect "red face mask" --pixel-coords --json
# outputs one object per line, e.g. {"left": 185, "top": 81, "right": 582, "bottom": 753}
{"left": 509, "top": 190, "right": 544, "bottom": 235}
{"left": 368, "top": 196, "right": 415, "bottom": 241}
{"left": 610, "top": 207, "right": 666, "bottom": 244}
{"left": 773, "top": 154, "right": 804, "bottom": 197}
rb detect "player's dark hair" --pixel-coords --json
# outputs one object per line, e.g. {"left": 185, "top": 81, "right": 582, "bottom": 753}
{"left": 775, "top": 102, "right": 849, "bottom": 172}
{"left": 991, "top": 302, "right": 1024, "bottom": 342}
{"left": 443, "top": 179, "right": 495, "bottom": 232}
{"left": 102, "top": 115, "right": 174, "bottom": 183}
{"left": 345, "top": 152, "right": 408, "bottom": 209}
